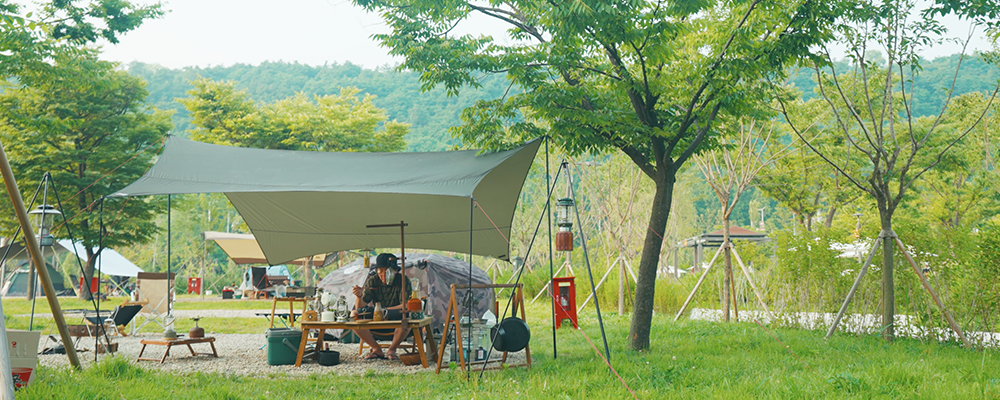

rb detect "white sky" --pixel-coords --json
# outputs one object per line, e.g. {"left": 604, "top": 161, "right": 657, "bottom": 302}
{"left": 93, "top": 0, "right": 994, "bottom": 70}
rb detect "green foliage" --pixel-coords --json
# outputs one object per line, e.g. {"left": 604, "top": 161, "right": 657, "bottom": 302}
{"left": 0, "top": 48, "right": 171, "bottom": 253}
{"left": 354, "top": 0, "right": 841, "bottom": 350}
{"left": 126, "top": 61, "right": 515, "bottom": 151}
{"left": 179, "top": 78, "right": 407, "bottom": 152}
{"left": 0, "top": 0, "right": 162, "bottom": 78}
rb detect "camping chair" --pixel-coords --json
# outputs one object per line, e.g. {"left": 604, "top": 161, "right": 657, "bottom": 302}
{"left": 132, "top": 272, "right": 175, "bottom": 334}
{"left": 358, "top": 330, "right": 418, "bottom": 357}
{"left": 251, "top": 267, "right": 271, "bottom": 299}
{"left": 355, "top": 305, "right": 418, "bottom": 357}
{"left": 84, "top": 304, "right": 143, "bottom": 336}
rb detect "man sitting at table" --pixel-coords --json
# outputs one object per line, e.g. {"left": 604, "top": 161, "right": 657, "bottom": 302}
{"left": 351, "top": 253, "right": 413, "bottom": 360}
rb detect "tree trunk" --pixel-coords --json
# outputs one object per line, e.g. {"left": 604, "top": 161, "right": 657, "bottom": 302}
{"left": 722, "top": 217, "right": 732, "bottom": 322}
{"left": 824, "top": 205, "right": 838, "bottom": 229}
{"left": 880, "top": 211, "right": 894, "bottom": 341}
{"left": 629, "top": 169, "right": 675, "bottom": 350}
{"left": 26, "top": 259, "right": 36, "bottom": 301}
{"left": 78, "top": 251, "right": 95, "bottom": 301}
{"left": 304, "top": 257, "right": 314, "bottom": 287}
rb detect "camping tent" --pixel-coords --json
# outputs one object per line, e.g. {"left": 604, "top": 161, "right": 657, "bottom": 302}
{"left": 112, "top": 136, "right": 541, "bottom": 265}
{"left": 55, "top": 240, "right": 143, "bottom": 277}
{"left": 317, "top": 253, "right": 493, "bottom": 334}
{"left": 240, "top": 265, "right": 294, "bottom": 290}
{"left": 202, "top": 231, "right": 325, "bottom": 266}
{"left": 0, "top": 240, "right": 143, "bottom": 277}
{"left": 1, "top": 261, "right": 66, "bottom": 296}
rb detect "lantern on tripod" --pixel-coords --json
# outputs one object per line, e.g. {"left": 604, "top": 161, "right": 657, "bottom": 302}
{"left": 28, "top": 204, "right": 60, "bottom": 247}
{"left": 555, "top": 198, "right": 574, "bottom": 251}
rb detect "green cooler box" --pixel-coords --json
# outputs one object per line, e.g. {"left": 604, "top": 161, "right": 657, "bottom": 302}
{"left": 265, "top": 328, "right": 302, "bottom": 365}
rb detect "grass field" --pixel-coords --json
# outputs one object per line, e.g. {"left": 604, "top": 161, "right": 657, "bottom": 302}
{"left": 14, "top": 300, "right": 1000, "bottom": 399}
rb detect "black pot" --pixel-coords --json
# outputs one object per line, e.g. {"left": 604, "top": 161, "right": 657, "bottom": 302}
{"left": 318, "top": 350, "right": 340, "bottom": 366}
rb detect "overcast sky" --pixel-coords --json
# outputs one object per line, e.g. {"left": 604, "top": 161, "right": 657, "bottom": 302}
{"left": 96, "top": 0, "right": 994, "bottom": 70}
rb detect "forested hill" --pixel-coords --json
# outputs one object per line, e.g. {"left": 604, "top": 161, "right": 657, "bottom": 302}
{"left": 786, "top": 53, "right": 1000, "bottom": 116}
{"left": 128, "top": 54, "right": 998, "bottom": 151}
{"left": 126, "top": 61, "right": 515, "bottom": 151}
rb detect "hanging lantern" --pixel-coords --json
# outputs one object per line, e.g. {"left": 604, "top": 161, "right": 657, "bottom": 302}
{"left": 555, "top": 198, "right": 574, "bottom": 251}
{"left": 28, "top": 204, "right": 61, "bottom": 247}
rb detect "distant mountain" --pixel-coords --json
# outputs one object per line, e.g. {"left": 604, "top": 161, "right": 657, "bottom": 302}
{"left": 785, "top": 53, "right": 1000, "bottom": 116}
{"left": 126, "top": 61, "right": 516, "bottom": 151}
{"left": 127, "top": 54, "right": 998, "bottom": 151}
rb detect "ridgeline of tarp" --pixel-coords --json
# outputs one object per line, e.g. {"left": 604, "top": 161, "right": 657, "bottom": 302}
{"left": 113, "top": 136, "right": 541, "bottom": 265}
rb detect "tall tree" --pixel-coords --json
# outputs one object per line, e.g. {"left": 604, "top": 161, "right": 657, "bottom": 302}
{"left": 775, "top": 0, "right": 1000, "bottom": 341}
{"left": 354, "top": 0, "right": 839, "bottom": 349}
{"left": 1, "top": 0, "right": 162, "bottom": 78}
{"left": 179, "top": 78, "right": 408, "bottom": 152}
{"left": 693, "top": 118, "right": 786, "bottom": 321}
{"left": 0, "top": 49, "right": 172, "bottom": 299}
{"left": 755, "top": 100, "right": 860, "bottom": 231}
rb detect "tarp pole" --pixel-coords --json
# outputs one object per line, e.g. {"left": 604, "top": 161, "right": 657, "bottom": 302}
{"left": 568, "top": 161, "right": 611, "bottom": 361}
{"left": 467, "top": 197, "right": 474, "bottom": 380}
{"left": 546, "top": 137, "right": 556, "bottom": 359}
{"left": 0, "top": 140, "right": 81, "bottom": 369}
{"left": 167, "top": 195, "right": 172, "bottom": 321}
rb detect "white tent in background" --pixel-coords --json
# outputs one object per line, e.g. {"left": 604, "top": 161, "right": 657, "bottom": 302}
{"left": 0, "top": 239, "right": 142, "bottom": 277}
{"left": 56, "top": 240, "right": 143, "bottom": 277}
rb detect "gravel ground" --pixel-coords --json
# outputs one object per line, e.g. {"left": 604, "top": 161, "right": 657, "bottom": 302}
{"left": 35, "top": 332, "right": 528, "bottom": 376}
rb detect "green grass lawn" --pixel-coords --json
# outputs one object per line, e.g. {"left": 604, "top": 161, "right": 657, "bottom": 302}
{"left": 15, "top": 301, "right": 1000, "bottom": 399}
{"left": 2, "top": 295, "right": 281, "bottom": 315}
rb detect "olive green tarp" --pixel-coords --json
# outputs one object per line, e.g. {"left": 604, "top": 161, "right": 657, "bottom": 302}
{"left": 113, "top": 136, "right": 541, "bottom": 265}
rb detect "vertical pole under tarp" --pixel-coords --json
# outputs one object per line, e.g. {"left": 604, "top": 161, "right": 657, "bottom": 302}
{"left": 167, "top": 195, "right": 171, "bottom": 317}
{"left": 545, "top": 138, "right": 556, "bottom": 359}
{"left": 400, "top": 220, "right": 406, "bottom": 325}
{"left": 467, "top": 197, "right": 474, "bottom": 380}
{"left": 0, "top": 140, "right": 81, "bottom": 369}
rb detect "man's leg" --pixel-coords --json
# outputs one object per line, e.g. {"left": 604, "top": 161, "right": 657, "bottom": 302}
{"left": 385, "top": 327, "right": 412, "bottom": 357}
{"left": 354, "top": 329, "right": 384, "bottom": 358}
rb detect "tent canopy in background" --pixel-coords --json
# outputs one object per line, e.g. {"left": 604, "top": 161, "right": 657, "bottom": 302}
{"left": 114, "top": 136, "right": 541, "bottom": 265}
{"left": 56, "top": 240, "right": 144, "bottom": 277}
{"left": 202, "top": 231, "right": 324, "bottom": 266}
{"left": 0, "top": 240, "right": 143, "bottom": 277}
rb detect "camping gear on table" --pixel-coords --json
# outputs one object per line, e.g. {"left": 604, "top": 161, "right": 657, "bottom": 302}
{"left": 265, "top": 328, "right": 302, "bottom": 366}
{"left": 317, "top": 253, "right": 493, "bottom": 337}
{"left": 189, "top": 317, "right": 204, "bottom": 339}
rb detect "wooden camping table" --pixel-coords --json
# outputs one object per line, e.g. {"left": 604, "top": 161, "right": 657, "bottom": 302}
{"left": 136, "top": 337, "right": 218, "bottom": 363}
{"left": 295, "top": 317, "right": 435, "bottom": 368}
{"left": 269, "top": 297, "right": 313, "bottom": 328}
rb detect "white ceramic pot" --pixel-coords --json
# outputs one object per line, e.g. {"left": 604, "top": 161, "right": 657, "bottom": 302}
{"left": 321, "top": 311, "right": 336, "bottom": 322}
